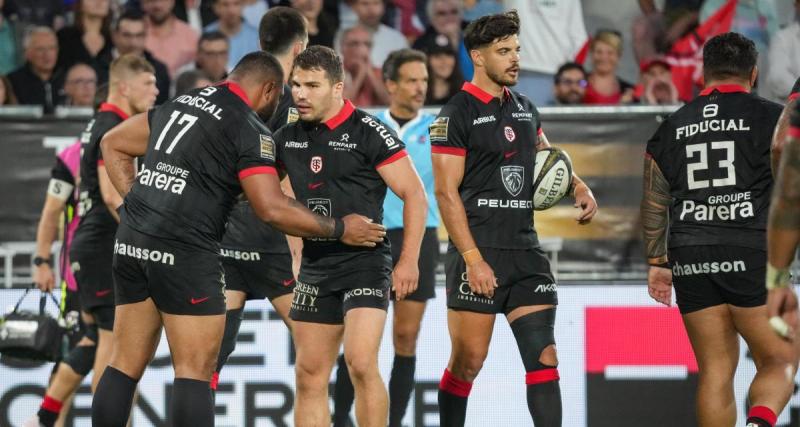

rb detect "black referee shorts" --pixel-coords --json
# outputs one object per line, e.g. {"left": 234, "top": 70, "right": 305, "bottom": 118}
{"left": 388, "top": 227, "right": 439, "bottom": 302}
{"left": 71, "top": 242, "right": 115, "bottom": 330}
{"left": 113, "top": 224, "right": 226, "bottom": 316}
{"left": 669, "top": 245, "right": 766, "bottom": 314}
{"left": 445, "top": 246, "right": 557, "bottom": 314}
{"left": 221, "top": 250, "right": 295, "bottom": 301}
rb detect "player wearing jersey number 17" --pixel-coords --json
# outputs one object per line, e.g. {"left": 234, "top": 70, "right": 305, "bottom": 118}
{"left": 642, "top": 33, "right": 797, "bottom": 427}
{"left": 90, "top": 52, "right": 385, "bottom": 427}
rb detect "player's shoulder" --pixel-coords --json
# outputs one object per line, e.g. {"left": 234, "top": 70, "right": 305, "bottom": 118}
{"left": 354, "top": 108, "right": 402, "bottom": 143}
{"left": 508, "top": 89, "right": 537, "bottom": 111}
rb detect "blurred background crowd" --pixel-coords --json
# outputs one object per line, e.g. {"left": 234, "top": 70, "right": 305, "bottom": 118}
{"left": 0, "top": 0, "right": 798, "bottom": 114}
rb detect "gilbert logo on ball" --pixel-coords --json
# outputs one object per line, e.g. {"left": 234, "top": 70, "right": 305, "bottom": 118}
{"left": 532, "top": 147, "right": 573, "bottom": 210}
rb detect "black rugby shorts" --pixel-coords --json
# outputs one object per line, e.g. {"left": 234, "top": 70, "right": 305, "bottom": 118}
{"left": 669, "top": 245, "right": 766, "bottom": 314}
{"left": 221, "top": 249, "right": 295, "bottom": 300}
{"left": 70, "top": 241, "right": 115, "bottom": 314}
{"left": 445, "top": 246, "right": 557, "bottom": 314}
{"left": 113, "top": 223, "right": 225, "bottom": 316}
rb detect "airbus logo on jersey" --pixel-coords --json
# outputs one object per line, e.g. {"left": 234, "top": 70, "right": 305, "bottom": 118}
{"left": 473, "top": 115, "right": 496, "bottom": 125}
{"left": 285, "top": 140, "right": 308, "bottom": 149}
{"left": 361, "top": 116, "right": 399, "bottom": 149}
{"left": 501, "top": 166, "right": 524, "bottom": 196}
{"left": 310, "top": 156, "right": 323, "bottom": 173}
{"left": 679, "top": 191, "right": 754, "bottom": 222}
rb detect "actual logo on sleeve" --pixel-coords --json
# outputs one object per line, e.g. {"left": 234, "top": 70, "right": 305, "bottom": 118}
{"left": 310, "top": 156, "right": 323, "bottom": 173}
{"left": 504, "top": 126, "right": 516, "bottom": 142}
{"left": 259, "top": 134, "right": 275, "bottom": 160}
{"left": 501, "top": 165, "right": 524, "bottom": 196}
{"left": 307, "top": 198, "right": 331, "bottom": 217}
{"left": 287, "top": 107, "right": 299, "bottom": 124}
{"left": 429, "top": 117, "right": 449, "bottom": 142}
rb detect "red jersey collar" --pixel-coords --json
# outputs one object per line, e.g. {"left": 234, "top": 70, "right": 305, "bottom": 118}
{"left": 699, "top": 84, "right": 749, "bottom": 96}
{"left": 217, "top": 81, "right": 252, "bottom": 107}
{"left": 98, "top": 103, "right": 129, "bottom": 120}
{"left": 325, "top": 99, "right": 356, "bottom": 130}
{"left": 462, "top": 82, "right": 509, "bottom": 104}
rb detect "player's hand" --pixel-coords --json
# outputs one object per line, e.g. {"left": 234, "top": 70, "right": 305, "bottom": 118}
{"left": 766, "top": 287, "right": 798, "bottom": 340}
{"left": 648, "top": 266, "right": 673, "bottom": 306}
{"left": 467, "top": 260, "right": 497, "bottom": 299}
{"left": 340, "top": 214, "right": 386, "bottom": 247}
{"left": 392, "top": 258, "right": 419, "bottom": 301}
{"left": 33, "top": 264, "right": 56, "bottom": 293}
{"left": 573, "top": 182, "right": 598, "bottom": 224}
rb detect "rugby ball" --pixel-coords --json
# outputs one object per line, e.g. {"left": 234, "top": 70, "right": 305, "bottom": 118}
{"left": 532, "top": 147, "right": 573, "bottom": 211}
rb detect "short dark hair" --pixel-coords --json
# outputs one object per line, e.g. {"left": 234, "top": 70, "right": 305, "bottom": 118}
{"left": 230, "top": 51, "right": 285, "bottom": 85}
{"left": 199, "top": 31, "right": 228, "bottom": 47}
{"left": 703, "top": 32, "right": 757, "bottom": 82}
{"left": 554, "top": 62, "right": 586, "bottom": 84}
{"left": 115, "top": 9, "right": 145, "bottom": 31}
{"left": 175, "top": 70, "right": 212, "bottom": 96}
{"left": 292, "top": 45, "right": 344, "bottom": 84}
{"left": 463, "top": 10, "right": 520, "bottom": 51}
{"left": 382, "top": 48, "right": 427, "bottom": 81}
{"left": 259, "top": 6, "right": 307, "bottom": 55}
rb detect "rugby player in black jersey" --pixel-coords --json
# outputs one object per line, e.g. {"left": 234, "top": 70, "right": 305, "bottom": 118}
{"left": 273, "top": 46, "right": 427, "bottom": 427}
{"left": 430, "top": 11, "right": 597, "bottom": 427}
{"left": 90, "top": 52, "right": 385, "bottom": 427}
{"left": 642, "top": 33, "right": 797, "bottom": 427}
{"left": 213, "top": 6, "right": 308, "bottom": 392}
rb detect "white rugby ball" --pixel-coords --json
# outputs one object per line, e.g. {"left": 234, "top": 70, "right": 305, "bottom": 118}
{"left": 532, "top": 147, "right": 573, "bottom": 211}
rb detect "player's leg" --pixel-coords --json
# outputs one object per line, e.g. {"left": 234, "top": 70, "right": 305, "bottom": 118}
{"left": 342, "top": 307, "right": 389, "bottom": 427}
{"left": 389, "top": 299, "right": 427, "bottom": 426}
{"left": 92, "top": 299, "right": 163, "bottom": 427}
{"left": 270, "top": 293, "right": 294, "bottom": 327}
{"left": 213, "top": 288, "right": 247, "bottom": 390}
{"left": 90, "top": 305, "right": 116, "bottom": 392}
{"left": 730, "top": 305, "right": 798, "bottom": 427}
{"left": 682, "top": 305, "right": 740, "bottom": 427}
{"left": 293, "top": 320, "right": 344, "bottom": 426}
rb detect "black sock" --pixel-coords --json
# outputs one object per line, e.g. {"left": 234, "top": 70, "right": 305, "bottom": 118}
{"left": 37, "top": 408, "right": 58, "bottom": 427}
{"left": 332, "top": 354, "right": 354, "bottom": 427}
{"left": 91, "top": 366, "right": 138, "bottom": 427}
{"left": 171, "top": 378, "right": 213, "bottom": 427}
{"left": 438, "top": 369, "right": 471, "bottom": 427}
{"left": 388, "top": 355, "right": 416, "bottom": 427}
{"left": 216, "top": 308, "right": 243, "bottom": 374}
{"left": 526, "top": 379, "right": 562, "bottom": 427}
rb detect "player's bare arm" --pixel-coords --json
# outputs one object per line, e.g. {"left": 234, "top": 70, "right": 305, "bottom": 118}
{"left": 432, "top": 153, "right": 497, "bottom": 298}
{"left": 378, "top": 156, "right": 428, "bottom": 300}
{"left": 767, "top": 130, "right": 800, "bottom": 339}
{"left": 771, "top": 98, "right": 797, "bottom": 174}
{"left": 280, "top": 176, "right": 303, "bottom": 279}
{"left": 100, "top": 112, "right": 150, "bottom": 198}
{"left": 241, "top": 172, "right": 386, "bottom": 247}
{"left": 641, "top": 154, "right": 673, "bottom": 306}
{"left": 33, "top": 195, "right": 66, "bottom": 292}
{"left": 537, "top": 130, "right": 598, "bottom": 223}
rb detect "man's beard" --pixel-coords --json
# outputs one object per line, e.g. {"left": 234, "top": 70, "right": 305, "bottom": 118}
{"left": 487, "top": 66, "right": 517, "bottom": 87}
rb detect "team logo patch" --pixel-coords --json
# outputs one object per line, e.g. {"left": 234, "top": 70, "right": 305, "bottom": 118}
{"left": 310, "top": 156, "right": 323, "bottom": 173}
{"left": 259, "top": 134, "right": 275, "bottom": 160}
{"left": 287, "top": 107, "right": 299, "bottom": 124}
{"left": 504, "top": 126, "right": 516, "bottom": 142}
{"left": 307, "top": 198, "right": 331, "bottom": 217}
{"left": 501, "top": 165, "right": 524, "bottom": 197}
{"left": 429, "top": 117, "right": 449, "bottom": 142}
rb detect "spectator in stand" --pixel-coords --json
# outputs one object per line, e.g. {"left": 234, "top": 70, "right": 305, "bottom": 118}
{"left": 412, "top": 0, "right": 471, "bottom": 80}
{"left": 174, "top": 68, "right": 212, "bottom": 95}
{"left": 62, "top": 62, "right": 98, "bottom": 107}
{"left": 340, "top": 25, "right": 388, "bottom": 106}
{"left": 178, "top": 30, "right": 229, "bottom": 82}
{"left": 204, "top": 0, "right": 259, "bottom": 70}
{"left": 424, "top": 40, "right": 461, "bottom": 105}
{"left": 56, "top": 0, "right": 113, "bottom": 81}
{"left": 700, "top": 0, "right": 777, "bottom": 74}
{"left": 463, "top": 0, "right": 501, "bottom": 22}
{"left": 502, "top": 0, "right": 587, "bottom": 106}
{"left": 7, "top": 27, "right": 65, "bottom": 113}
{"left": 632, "top": 0, "right": 701, "bottom": 64}
{"left": 0, "top": 0, "right": 20, "bottom": 75}
{"left": 635, "top": 58, "right": 679, "bottom": 105}
{"left": 584, "top": 29, "right": 635, "bottom": 105}
{"left": 112, "top": 10, "right": 170, "bottom": 104}
{"left": 0, "top": 75, "right": 17, "bottom": 105}
{"left": 241, "top": 0, "right": 269, "bottom": 28}
{"left": 765, "top": 0, "right": 800, "bottom": 101}
{"left": 345, "top": 0, "right": 407, "bottom": 68}
{"left": 291, "top": 0, "right": 337, "bottom": 48}
{"left": 389, "top": 0, "right": 424, "bottom": 39}
{"left": 552, "top": 62, "right": 587, "bottom": 105}
{"left": 11, "top": 0, "right": 65, "bottom": 30}
{"left": 142, "top": 0, "right": 199, "bottom": 77}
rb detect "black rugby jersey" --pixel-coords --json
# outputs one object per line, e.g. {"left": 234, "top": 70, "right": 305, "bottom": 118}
{"left": 122, "top": 82, "right": 277, "bottom": 250}
{"left": 430, "top": 82, "right": 542, "bottom": 250}
{"left": 72, "top": 103, "right": 127, "bottom": 250}
{"left": 646, "top": 84, "right": 782, "bottom": 250}
{"left": 273, "top": 99, "right": 407, "bottom": 262}
{"left": 222, "top": 84, "right": 298, "bottom": 254}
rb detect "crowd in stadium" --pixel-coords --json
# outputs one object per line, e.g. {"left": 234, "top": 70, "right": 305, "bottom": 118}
{"left": 0, "top": 0, "right": 797, "bottom": 114}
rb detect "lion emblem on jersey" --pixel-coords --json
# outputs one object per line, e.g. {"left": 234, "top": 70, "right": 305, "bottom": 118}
{"left": 307, "top": 198, "right": 331, "bottom": 217}
{"left": 501, "top": 166, "right": 524, "bottom": 197}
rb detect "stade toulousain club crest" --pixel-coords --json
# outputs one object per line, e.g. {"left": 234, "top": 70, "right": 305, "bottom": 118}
{"left": 310, "top": 156, "right": 323, "bottom": 173}
{"left": 504, "top": 126, "right": 516, "bottom": 142}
